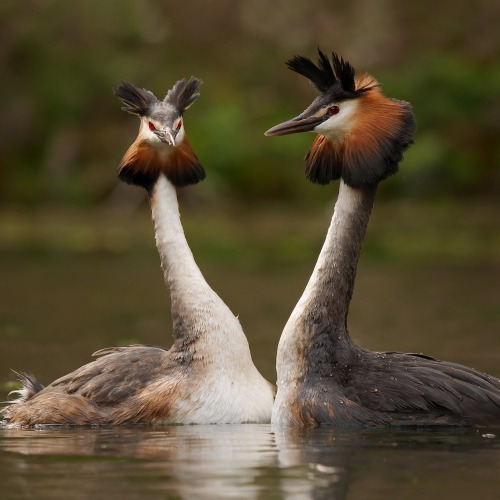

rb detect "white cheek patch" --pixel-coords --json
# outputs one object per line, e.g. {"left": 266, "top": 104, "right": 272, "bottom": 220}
{"left": 139, "top": 120, "right": 162, "bottom": 144}
{"left": 175, "top": 124, "right": 185, "bottom": 145}
{"left": 314, "top": 100, "right": 359, "bottom": 140}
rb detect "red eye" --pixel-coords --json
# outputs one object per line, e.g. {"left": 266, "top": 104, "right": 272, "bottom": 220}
{"left": 328, "top": 106, "right": 340, "bottom": 116}
{"left": 176, "top": 120, "right": 182, "bottom": 131}
{"left": 148, "top": 122, "right": 156, "bottom": 131}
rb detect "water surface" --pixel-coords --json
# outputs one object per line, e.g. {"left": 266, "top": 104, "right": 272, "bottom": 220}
{"left": 1, "top": 424, "right": 500, "bottom": 499}
{"left": 0, "top": 203, "right": 499, "bottom": 498}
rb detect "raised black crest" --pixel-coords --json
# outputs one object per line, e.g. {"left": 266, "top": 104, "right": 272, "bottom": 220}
{"left": 286, "top": 48, "right": 372, "bottom": 98}
{"left": 164, "top": 77, "right": 203, "bottom": 112}
{"left": 114, "top": 82, "right": 157, "bottom": 116}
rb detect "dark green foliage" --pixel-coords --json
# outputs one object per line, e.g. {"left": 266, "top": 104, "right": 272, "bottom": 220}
{"left": 0, "top": 1, "right": 498, "bottom": 206}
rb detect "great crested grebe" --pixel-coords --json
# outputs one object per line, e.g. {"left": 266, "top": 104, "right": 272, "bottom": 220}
{"left": 265, "top": 49, "right": 500, "bottom": 427}
{"left": 2, "top": 77, "right": 274, "bottom": 426}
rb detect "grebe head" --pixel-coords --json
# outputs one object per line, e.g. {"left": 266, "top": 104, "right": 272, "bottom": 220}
{"left": 114, "top": 78, "right": 205, "bottom": 190}
{"left": 265, "top": 49, "right": 416, "bottom": 187}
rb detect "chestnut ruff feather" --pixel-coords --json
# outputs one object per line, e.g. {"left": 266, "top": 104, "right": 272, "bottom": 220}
{"left": 288, "top": 50, "right": 416, "bottom": 187}
{"left": 305, "top": 86, "right": 415, "bottom": 187}
{"left": 117, "top": 138, "right": 205, "bottom": 190}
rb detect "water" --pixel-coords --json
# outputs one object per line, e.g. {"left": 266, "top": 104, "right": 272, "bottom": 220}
{"left": 1, "top": 424, "right": 500, "bottom": 499}
{"left": 0, "top": 205, "right": 499, "bottom": 498}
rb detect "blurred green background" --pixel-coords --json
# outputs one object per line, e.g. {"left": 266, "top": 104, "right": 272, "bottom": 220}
{"left": 1, "top": 0, "right": 499, "bottom": 205}
{"left": 0, "top": 1, "right": 499, "bottom": 389}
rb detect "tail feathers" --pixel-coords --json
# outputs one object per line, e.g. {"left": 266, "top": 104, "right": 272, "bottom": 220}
{"left": 7, "top": 371, "right": 44, "bottom": 404}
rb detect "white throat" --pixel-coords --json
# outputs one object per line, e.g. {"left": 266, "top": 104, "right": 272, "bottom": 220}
{"left": 149, "top": 175, "right": 274, "bottom": 422}
{"left": 150, "top": 175, "right": 224, "bottom": 329}
{"left": 284, "top": 181, "right": 364, "bottom": 327}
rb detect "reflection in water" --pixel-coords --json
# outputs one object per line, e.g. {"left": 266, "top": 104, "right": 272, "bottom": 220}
{"left": 275, "top": 427, "right": 350, "bottom": 500}
{"left": 1, "top": 424, "right": 500, "bottom": 499}
{"left": 274, "top": 426, "right": 500, "bottom": 499}
{"left": 0, "top": 425, "right": 276, "bottom": 499}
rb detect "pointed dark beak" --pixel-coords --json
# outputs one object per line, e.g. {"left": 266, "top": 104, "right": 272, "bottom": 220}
{"left": 154, "top": 128, "right": 176, "bottom": 145}
{"left": 264, "top": 115, "right": 323, "bottom": 137}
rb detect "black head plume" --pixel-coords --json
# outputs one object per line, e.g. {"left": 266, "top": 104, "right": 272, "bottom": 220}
{"left": 114, "top": 82, "right": 157, "bottom": 116}
{"left": 164, "top": 77, "right": 203, "bottom": 113}
{"left": 286, "top": 48, "right": 374, "bottom": 98}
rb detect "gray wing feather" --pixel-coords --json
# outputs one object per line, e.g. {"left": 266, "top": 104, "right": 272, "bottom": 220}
{"left": 49, "top": 345, "right": 169, "bottom": 404}
{"left": 346, "top": 351, "right": 500, "bottom": 424}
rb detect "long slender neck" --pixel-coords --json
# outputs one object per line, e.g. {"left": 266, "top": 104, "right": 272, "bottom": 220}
{"left": 150, "top": 174, "right": 205, "bottom": 294}
{"left": 149, "top": 175, "right": 236, "bottom": 344}
{"left": 278, "top": 181, "right": 377, "bottom": 373}
{"left": 306, "top": 180, "right": 376, "bottom": 333}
